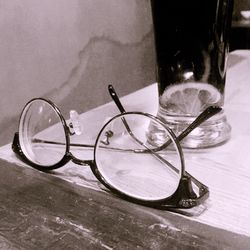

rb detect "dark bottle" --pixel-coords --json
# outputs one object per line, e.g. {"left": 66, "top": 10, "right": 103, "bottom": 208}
{"left": 151, "top": 0, "right": 234, "bottom": 94}
{"left": 148, "top": 0, "right": 234, "bottom": 148}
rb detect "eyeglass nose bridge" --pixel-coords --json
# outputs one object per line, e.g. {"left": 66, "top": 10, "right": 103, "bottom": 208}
{"left": 70, "top": 153, "right": 94, "bottom": 167}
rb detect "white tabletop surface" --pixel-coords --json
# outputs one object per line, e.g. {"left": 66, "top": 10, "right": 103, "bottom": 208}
{"left": 1, "top": 50, "right": 250, "bottom": 237}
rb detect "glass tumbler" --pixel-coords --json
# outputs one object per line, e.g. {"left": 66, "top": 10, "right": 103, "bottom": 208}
{"left": 148, "top": 0, "right": 234, "bottom": 148}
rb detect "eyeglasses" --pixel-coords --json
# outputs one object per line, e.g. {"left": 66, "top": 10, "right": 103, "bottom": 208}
{"left": 12, "top": 85, "right": 219, "bottom": 209}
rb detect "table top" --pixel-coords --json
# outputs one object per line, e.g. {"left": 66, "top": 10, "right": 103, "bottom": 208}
{"left": 1, "top": 50, "right": 250, "bottom": 249}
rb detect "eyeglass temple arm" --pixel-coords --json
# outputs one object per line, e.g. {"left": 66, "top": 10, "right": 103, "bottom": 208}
{"left": 108, "top": 84, "right": 126, "bottom": 113}
{"left": 151, "top": 105, "right": 222, "bottom": 153}
{"left": 108, "top": 84, "right": 135, "bottom": 136}
{"left": 108, "top": 84, "right": 222, "bottom": 151}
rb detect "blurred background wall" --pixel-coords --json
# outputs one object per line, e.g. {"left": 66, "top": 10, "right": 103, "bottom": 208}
{"left": 0, "top": 0, "right": 155, "bottom": 146}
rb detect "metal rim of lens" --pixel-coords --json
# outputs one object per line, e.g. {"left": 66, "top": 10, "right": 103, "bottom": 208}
{"left": 18, "top": 98, "right": 69, "bottom": 167}
{"left": 93, "top": 111, "right": 184, "bottom": 202}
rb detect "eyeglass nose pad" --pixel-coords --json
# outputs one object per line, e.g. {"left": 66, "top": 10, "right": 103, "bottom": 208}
{"left": 101, "top": 130, "right": 114, "bottom": 145}
{"left": 69, "top": 110, "right": 83, "bottom": 135}
{"left": 100, "top": 117, "right": 114, "bottom": 145}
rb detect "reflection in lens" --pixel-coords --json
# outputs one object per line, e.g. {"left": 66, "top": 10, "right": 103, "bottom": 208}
{"left": 95, "top": 113, "right": 183, "bottom": 201}
{"left": 19, "top": 99, "right": 67, "bottom": 167}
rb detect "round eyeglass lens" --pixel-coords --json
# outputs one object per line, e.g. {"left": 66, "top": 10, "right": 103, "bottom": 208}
{"left": 19, "top": 99, "right": 67, "bottom": 167}
{"left": 95, "top": 113, "right": 183, "bottom": 201}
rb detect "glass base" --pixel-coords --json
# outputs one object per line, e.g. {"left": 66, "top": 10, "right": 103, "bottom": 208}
{"left": 147, "top": 107, "right": 231, "bottom": 149}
